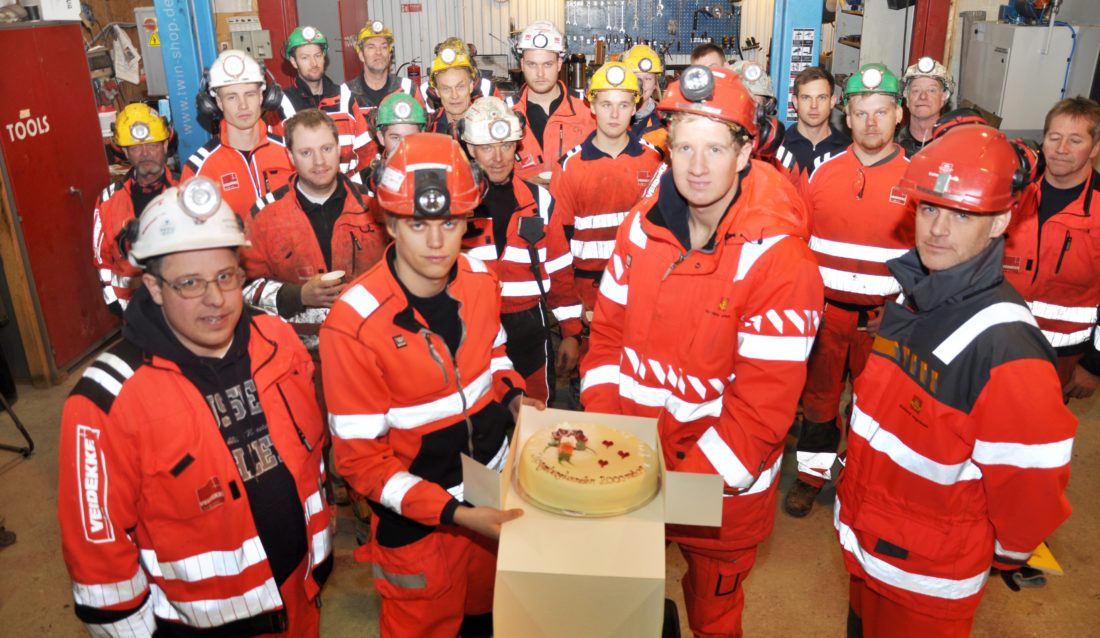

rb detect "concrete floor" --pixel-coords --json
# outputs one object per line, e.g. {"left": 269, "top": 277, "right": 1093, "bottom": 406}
{"left": 0, "top": 363, "right": 1097, "bottom": 637}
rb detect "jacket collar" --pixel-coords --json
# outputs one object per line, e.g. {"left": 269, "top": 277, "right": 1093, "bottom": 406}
{"left": 890, "top": 237, "right": 1007, "bottom": 312}
{"left": 648, "top": 164, "right": 748, "bottom": 251}
{"left": 579, "top": 130, "right": 647, "bottom": 161}
{"left": 218, "top": 119, "right": 274, "bottom": 150}
{"left": 383, "top": 244, "right": 461, "bottom": 334}
{"left": 519, "top": 81, "right": 578, "bottom": 117}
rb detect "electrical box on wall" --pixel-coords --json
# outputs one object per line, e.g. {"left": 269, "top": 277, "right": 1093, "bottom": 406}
{"left": 134, "top": 7, "right": 167, "bottom": 96}
{"left": 231, "top": 29, "right": 273, "bottom": 60}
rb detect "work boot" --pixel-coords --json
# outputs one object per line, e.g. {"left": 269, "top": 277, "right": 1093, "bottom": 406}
{"left": 783, "top": 479, "right": 822, "bottom": 518}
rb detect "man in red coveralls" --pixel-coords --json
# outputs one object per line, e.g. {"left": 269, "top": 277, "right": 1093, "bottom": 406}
{"left": 548, "top": 61, "right": 663, "bottom": 316}
{"left": 460, "top": 96, "right": 583, "bottom": 403}
{"left": 182, "top": 49, "right": 294, "bottom": 217}
{"left": 836, "top": 124, "right": 1075, "bottom": 637}
{"left": 784, "top": 63, "right": 913, "bottom": 518}
{"left": 59, "top": 177, "right": 331, "bottom": 636}
{"left": 512, "top": 21, "right": 595, "bottom": 184}
{"left": 1003, "top": 97, "right": 1100, "bottom": 401}
{"left": 242, "top": 109, "right": 386, "bottom": 349}
{"left": 581, "top": 65, "right": 824, "bottom": 637}
{"left": 321, "top": 133, "right": 540, "bottom": 638}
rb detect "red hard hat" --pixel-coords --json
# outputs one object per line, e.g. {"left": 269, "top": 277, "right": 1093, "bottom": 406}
{"left": 657, "top": 65, "right": 758, "bottom": 138}
{"left": 375, "top": 133, "right": 484, "bottom": 217}
{"left": 897, "top": 125, "right": 1030, "bottom": 214}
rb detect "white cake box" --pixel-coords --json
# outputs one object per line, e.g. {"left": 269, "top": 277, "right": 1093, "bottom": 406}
{"left": 462, "top": 406, "right": 724, "bottom": 638}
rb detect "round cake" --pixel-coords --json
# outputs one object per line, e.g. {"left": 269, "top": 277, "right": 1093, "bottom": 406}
{"left": 516, "top": 423, "right": 659, "bottom": 516}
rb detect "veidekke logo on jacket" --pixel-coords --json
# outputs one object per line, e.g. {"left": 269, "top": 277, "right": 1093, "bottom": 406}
{"left": 76, "top": 424, "right": 114, "bottom": 544}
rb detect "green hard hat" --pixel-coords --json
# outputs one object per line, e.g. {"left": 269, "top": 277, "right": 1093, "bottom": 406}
{"left": 844, "top": 63, "right": 901, "bottom": 104}
{"left": 284, "top": 26, "right": 328, "bottom": 60}
{"left": 376, "top": 93, "right": 427, "bottom": 129}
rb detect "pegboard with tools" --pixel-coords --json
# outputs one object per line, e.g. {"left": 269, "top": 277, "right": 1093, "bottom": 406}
{"left": 563, "top": 1, "right": 741, "bottom": 62}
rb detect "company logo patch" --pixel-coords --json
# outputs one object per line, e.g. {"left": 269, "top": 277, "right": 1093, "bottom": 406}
{"left": 393, "top": 335, "right": 407, "bottom": 349}
{"left": 910, "top": 396, "right": 923, "bottom": 413}
{"left": 888, "top": 186, "right": 908, "bottom": 206}
{"left": 221, "top": 172, "right": 240, "bottom": 191}
{"left": 77, "top": 425, "right": 115, "bottom": 544}
{"left": 196, "top": 476, "right": 226, "bottom": 512}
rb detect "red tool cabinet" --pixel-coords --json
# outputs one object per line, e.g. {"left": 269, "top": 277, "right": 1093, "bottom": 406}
{"left": 0, "top": 22, "right": 118, "bottom": 384}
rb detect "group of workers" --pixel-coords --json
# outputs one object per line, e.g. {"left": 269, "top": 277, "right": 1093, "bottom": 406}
{"left": 59, "top": 14, "right": 1096, "bottom": 638}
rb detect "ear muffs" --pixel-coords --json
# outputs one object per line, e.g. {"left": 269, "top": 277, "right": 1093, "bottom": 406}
{"left": 469, "top": 161, "right": 488, "bottom": 199}
{"left": 196, "top": 72, "right": 220, "bottom": 120}
{"left": 752, "top": 104, "right": 783, "bottom": 160}
{"left": 1010, "top": 140, "right": 1041, "bottom": 195}
{"left": 261, "top": 68, "right": 284, "bottom": 112}
{"left": 116, "top": 219, "right": 140, "bottom": 263}
{"left": 197, "top": 69, "right": 284, "bottom": 118}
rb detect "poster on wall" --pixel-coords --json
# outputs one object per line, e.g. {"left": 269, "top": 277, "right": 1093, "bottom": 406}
{"left": 787, "top": 27, "right": 816, "bottom": 121}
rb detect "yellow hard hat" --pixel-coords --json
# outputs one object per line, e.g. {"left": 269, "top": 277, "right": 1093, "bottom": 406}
{"left": 114, "top": 103, "right": 170, "bottom": 147}
{"left": 430, "top": 45, "right": 476, "bottom": 86}
{"left": 587, "top": 61, "right": 640, "bottom": 103}
{"left": 624, "top": 44, "right": 663, "bottom": 74}
{"left": 356, "top": 20, "right": 393, "bottom": 49}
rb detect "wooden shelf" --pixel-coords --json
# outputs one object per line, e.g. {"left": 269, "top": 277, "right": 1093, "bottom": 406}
{"left": 838, "top": 37, "right": 862, "bottom": 49}
{"left": 842, "top": 9, "right": 864, "bottom": 16}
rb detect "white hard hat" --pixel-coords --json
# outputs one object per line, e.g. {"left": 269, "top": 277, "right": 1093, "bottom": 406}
{"left": 462, "top": 97, "right": 524, "bottom": 145}
{"left": 518, "top": 21, "right": 564, "bottom": 54}
{"left": 729, "top": 60, "right": 775, "bottom": 98}
{"left": 208, "top": 49, "right": 267, "bottom": 94}
{"left": 128, "top": 177, "right": 250, "bottom": 265}
{"left": 902, "top": 56, "right": 955, "bottom": 98}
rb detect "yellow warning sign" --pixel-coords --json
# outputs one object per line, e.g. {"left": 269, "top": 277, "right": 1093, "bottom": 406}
{"left": 149, "top": 31, "right": 160, "bottom": 47}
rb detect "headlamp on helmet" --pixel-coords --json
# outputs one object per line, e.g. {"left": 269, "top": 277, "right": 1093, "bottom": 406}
{"left": 414, "top": 169, "right": 451, "bottom": 217}
{"left": 917, "top": 56, "right": 936, "bottom": 74}
{"left": 129, "top": 122, "right": 151, "bottom": 142}
{"left": 180, "top": 177, "right": 223, "bottom": 221}
{"left": 861, "top": 67, "right": 883, "bottom": 90}
{"left": 223, "top": 54, "right": 246, "bottom": 78}
{"left": 680, "top": 66, "right": 715, "bottom": 102}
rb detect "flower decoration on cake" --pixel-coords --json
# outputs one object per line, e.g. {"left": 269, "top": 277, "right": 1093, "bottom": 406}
{"left": 549, "top": 427, "right": 590, "bottom": 464}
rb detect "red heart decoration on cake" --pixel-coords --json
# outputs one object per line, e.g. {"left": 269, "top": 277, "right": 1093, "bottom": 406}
{"left": 618, "top": 450, "right": 630, "bottom": 458}
{"left": 602, "top": 440, "right": 614, "bottom": 448}
{"left": 598, "top": 459, "right": 608, "bottom": 467}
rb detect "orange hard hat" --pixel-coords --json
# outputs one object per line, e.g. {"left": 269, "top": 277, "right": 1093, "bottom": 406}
{"left": 375, "top": 133, "right": 484, "bottom": 217}
{"left": 897, "top": 125, "right": 1035, "bottom": 214}
{"left": 657, "top": 65, "right": 758, "bottom": 138}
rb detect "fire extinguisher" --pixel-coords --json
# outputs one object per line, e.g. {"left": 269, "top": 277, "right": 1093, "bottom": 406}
{"left": 406, "top": 60, "right": 421, "bottom": 86}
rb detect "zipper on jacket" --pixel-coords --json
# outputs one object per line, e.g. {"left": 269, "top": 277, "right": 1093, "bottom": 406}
{"left": 422, "top": 329, "right": 475, "bottom": 456}
{"left": 350, "top": 232, "right": 362, "bottom": 276}
{"left": 1054, "top": 231, "right": 1072, "bottom": 274}
{"left": 662, "top": 252, "right": 687, "bottom": 281}
{"left": 275, "top": 383, "right": 313, "bottom": 452}
{"left": 422, "top": 332, "right": 450, "bottom": 385}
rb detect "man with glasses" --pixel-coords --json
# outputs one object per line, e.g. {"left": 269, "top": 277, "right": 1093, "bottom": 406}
{"left": 58, "top": 177, "right": 332, "bottom": 636}
{"left": 784, "top": 64, "right": 912, "bottom": 518}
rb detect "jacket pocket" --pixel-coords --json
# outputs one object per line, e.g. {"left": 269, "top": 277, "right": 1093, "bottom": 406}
{"left": 371, "top": 531, "right": 454, "bottom": 601}
{"left": 852, "top": 497, "right": 964, "bottom": 563}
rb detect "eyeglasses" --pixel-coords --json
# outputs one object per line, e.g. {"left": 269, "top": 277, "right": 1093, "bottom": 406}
{"left": 157, "top": 268, "right": 245, "bottom": 299}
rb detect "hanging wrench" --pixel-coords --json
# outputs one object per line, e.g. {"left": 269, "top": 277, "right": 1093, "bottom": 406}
{"left": 585, "top": 1, "right": 592, "bottom": 29}
{"left": 632, "top": 0, "right": 640, "bottom": 32}
{"left": 606, "top": 1, "right": 613, "bottom": 32}
{"left": 656, "top": 0, "right": 664, "bottom": 18}
{"left": 619, "top": 0, "right": 626, "bottom": 34}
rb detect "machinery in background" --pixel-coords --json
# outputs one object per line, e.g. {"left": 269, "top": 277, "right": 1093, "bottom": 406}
{"left": 959, "top": 20, "right": 1100, "bottom": 138}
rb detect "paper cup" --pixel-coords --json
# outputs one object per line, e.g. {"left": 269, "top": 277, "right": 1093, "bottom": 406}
{"left": 321, "top": 270, "right": 345, "bottom": 282}
{"left": 538, "top": 171, "right": 553, "bottom": 182}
